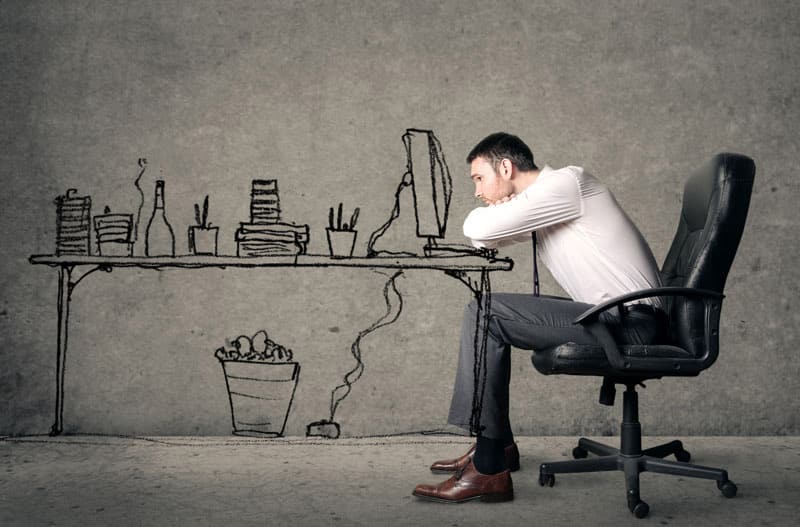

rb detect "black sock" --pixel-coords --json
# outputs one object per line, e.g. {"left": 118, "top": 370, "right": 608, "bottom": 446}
{"left": 473, "top": 436, "right": 505, "bottom": 475}
{"left": 500, "top": 420, "right": 515, "bottom": 448}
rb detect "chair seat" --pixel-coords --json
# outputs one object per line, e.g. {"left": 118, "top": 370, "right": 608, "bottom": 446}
{"left": 532, "top": 342, "right": 694, "bottom": 376}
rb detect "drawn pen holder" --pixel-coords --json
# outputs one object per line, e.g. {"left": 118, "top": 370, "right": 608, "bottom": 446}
{"left": 326, "top": 228, "right": 357, "bottom": 258}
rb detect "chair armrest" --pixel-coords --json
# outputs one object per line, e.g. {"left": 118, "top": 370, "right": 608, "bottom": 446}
{"left": 573, "top": 287, "right": 725, "bottom": 325}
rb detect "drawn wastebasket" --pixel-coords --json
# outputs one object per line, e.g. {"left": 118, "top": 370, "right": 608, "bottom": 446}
{"left": 219, "top": 360, "right": 300, "bottom": 437}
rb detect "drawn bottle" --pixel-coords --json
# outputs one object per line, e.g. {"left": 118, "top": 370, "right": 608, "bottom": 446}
{"left": 145, "top": 180, "right": 175, "bottom": 257}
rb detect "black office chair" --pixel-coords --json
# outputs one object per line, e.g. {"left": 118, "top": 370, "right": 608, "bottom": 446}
{"left": 532, "top": 153, "right": 755, "bottom": 518}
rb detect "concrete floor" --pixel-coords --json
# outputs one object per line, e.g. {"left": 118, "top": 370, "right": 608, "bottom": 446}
{"left": 1, "top": 435, "right": 799, "bottom": 526}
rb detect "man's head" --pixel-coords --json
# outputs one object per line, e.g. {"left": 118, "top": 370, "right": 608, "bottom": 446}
{"left": 466, "top": 132, "right": 538, "bottom": 172}
{"left": 467, "top": 132, "right": 539, "bottom": 204}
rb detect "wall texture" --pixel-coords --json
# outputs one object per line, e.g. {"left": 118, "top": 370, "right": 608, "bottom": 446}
{"left": 2, "top": 0, "right": 798, "bottom": 437}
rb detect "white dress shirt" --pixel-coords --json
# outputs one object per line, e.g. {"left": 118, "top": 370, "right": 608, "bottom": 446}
{"left": 463, "top": 165, "right": 663, "bottom": 307}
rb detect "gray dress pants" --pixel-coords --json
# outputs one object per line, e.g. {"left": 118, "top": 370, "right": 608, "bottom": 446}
{"left": 447, "top": 294, "right": 662, "bottom": 438}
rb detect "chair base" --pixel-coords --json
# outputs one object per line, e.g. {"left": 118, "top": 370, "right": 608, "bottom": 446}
{"left": 538, "top": 385, "right": 737, "bottom": 518}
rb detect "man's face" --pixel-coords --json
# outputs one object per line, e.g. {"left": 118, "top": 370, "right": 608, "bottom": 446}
{"left": 470, "top": 157, "right": 513, "bottom": 205}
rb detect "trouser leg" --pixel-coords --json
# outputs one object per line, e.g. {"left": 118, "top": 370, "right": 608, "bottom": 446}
{"left": 446, "top": 299, "right": 509, "bottom": 438}
{"left": 447, "top": 294, "right": 600, "bottom": 438}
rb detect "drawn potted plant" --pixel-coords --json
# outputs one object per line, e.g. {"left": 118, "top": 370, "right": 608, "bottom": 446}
{"left": 188, "top": 195, "right": 219, "bottom": 255}
{"left": 326, "top": 203, "right": 360, "bottom": 258}
{"left": 215, "top": 330, "right": 300, "bottom": 438}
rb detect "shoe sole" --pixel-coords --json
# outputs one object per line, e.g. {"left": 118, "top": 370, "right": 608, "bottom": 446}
{"left": 430, "top": 462, "right": 520, "bottom": 475}
{"left": 412, "top": 490, "right": 514, "bottom": 504}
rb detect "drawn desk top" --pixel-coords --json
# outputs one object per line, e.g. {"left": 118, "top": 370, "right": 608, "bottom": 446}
{"left": 29, "top": 254, "right": 514, "bottom": 272}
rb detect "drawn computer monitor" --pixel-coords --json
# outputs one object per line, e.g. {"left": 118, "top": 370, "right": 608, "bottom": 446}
{"left": 403, "top": 128, "right": 452, "bottom": 249}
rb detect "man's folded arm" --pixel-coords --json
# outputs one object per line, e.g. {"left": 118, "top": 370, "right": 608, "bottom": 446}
{"left": 463, "top": 175, "right": 582, "bottom": 249}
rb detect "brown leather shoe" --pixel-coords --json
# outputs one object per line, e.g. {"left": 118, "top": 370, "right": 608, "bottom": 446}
{"left": 429, "top": 442, "right": 520, "bottom": 474}
{"left": 413, "top": 459, "right": 514, "bottom": 503}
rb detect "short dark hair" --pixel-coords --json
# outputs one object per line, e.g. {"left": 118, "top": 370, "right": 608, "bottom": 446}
{"left": 466, "top": 132, "right": 538, "bottom": 172}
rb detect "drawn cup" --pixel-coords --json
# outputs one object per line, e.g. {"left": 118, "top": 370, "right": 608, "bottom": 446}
{"left": 326, "top": 228, "right": 357, "bottom": 258}
{"left": 94, "top": 212, "right": 133, "bottom": 257}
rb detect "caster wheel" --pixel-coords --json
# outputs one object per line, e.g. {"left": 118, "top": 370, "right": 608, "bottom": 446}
{"left": 538, "top": 473, "right": 555, "bottom": 487}
{"left": 630, "top": 500, "right": 650, "bottom": 518}
{"left": 572, "top": 446, "right": 588, "bottom": 459}
{"left": 717, "top": 480, "right": 737, "bottom": 498}
{"left": 675, "top": 449, "right": 691, "bottom": 463}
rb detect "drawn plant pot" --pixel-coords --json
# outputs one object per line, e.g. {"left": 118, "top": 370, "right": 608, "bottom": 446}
{"left": 219, "top": 360, "right": 300, "bottom": 437}
{"left": 326, "top": 228, "right": 357, "bottom": 258}
{"left": 189, "top": 226, "right": 219, "bottom": 256}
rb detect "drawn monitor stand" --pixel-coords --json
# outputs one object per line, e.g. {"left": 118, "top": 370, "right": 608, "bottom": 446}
{"left": 367, "top": 128, "right": 487, "bottom": 258}
{"left": 216, "top": 331, "right": 299, "bottom": 438}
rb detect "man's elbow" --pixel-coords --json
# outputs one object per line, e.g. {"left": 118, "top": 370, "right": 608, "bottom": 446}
{"left": 462, "top": 213, "right": 487, "bottom": 241}
{"left": 463, "top": 218, "right": 492, "bottom": 248}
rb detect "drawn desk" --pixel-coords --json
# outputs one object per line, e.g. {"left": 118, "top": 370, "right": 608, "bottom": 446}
{"left": 28, "top": 254, "right": 514, "bottom": 437}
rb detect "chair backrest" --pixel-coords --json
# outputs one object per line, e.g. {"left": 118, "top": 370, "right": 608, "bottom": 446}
{"left": 660, "top": 153, "right": 755, "bottom": 357}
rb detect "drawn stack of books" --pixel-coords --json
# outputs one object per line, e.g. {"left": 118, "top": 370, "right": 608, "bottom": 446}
{"left": 235, "top": 179, "right": 309, "bottom": 257}
{"left": 54, "top": 189, "right": 92, "bottom": 256}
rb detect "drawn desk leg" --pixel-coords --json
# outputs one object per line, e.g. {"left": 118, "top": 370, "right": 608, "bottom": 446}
{"left": 443, "top": 268, "right": 492, "bottom": 436}
{"left": 466, "top": 270, "right": 492, "bottom": 436}
{"left": 50, "top": 264, "right": 110, "bottom": 436}
{"left": 51, "top": 265, "right": 70, "bottom": 436}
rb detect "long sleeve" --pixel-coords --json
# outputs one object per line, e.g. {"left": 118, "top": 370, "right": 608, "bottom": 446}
{"left": 463, "top": 167, "right": 583, "bottom": 249}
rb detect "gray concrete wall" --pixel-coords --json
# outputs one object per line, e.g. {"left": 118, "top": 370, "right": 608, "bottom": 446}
{"left": 2, "top": 0, "right": 798, "bottom": 437}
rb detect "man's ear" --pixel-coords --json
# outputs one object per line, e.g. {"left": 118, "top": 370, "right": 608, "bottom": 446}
{"left": 498, "top": 158, "right": 513, "bottom": 181}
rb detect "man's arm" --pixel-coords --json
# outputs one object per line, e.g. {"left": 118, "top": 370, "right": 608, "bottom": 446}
{"left": 463, "top": 171, "right": 582, "bottom": 249}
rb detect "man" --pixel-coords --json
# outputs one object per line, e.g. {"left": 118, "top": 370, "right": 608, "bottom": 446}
{"left": 413, "top": 132, "right": 665, "bottom": 503}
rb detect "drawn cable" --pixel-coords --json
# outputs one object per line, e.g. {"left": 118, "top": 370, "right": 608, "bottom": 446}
{"left": 328, "top": 270, "right": 405, "bottom": 420}
{"left": 366, "top": 173, "right": 414, "bottom": 257}
{"left": 469, "top": 271, "right": 491, "bottom": 435}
